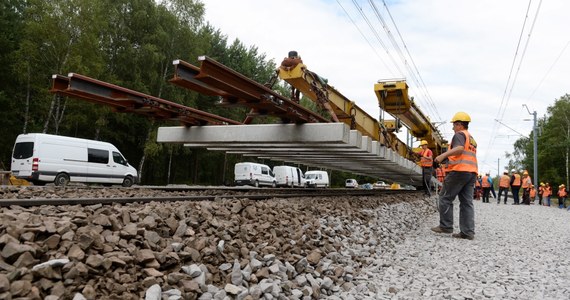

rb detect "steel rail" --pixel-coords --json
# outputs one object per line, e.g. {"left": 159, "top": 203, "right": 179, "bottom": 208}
{"left": 170, "top": 58, "right": 329, "bottom": 124}
{"left": 0, "top": 189, "right": 420, "bottom": 207}
{"left": 50, "top": 73, "right": 241, "bottom": 126}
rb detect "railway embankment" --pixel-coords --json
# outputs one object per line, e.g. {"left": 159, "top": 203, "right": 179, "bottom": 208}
{"left": 0, "top": 186, "right": 433, "bottom": 299}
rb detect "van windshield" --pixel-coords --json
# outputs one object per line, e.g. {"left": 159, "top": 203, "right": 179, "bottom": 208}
{"left": 112, "top": 151, "right": 127, "bottom": 165}
{"left": 306, "top": 174, "right": 316, "bottom": 179}
{"left": 13, "top": 142, "right": 34, "bottom": 159}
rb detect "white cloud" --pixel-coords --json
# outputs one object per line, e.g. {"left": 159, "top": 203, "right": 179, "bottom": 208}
{"left": 200, "top": 0, "right": 570, "bottom": 176}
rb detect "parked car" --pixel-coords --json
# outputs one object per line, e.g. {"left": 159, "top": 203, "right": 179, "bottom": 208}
{"left": 305, "top": 171, "right": 329, "bottom": 188}
{"left": 345, "top": 178, "right": 358, "bottom": 188}
{"left": 373, "top": 181, "right": 389, "bottom": 189}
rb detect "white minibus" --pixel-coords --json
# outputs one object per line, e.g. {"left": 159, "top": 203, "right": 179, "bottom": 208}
{"left": 11, "top": 133, "right": 138, "bottom": 187}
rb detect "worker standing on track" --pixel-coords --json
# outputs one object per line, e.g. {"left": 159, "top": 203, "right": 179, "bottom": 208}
{"left": 557, "top": 184, "right": 567, "bottom": 208}
{"left": 544, "top": 183, "right": 552, "bottom": 206}
{"left": 510, "top": 169, "right": 522, "bottom": 205}
{"left": 529, "top": 185, "right": 536, "bottom": 204}
{"left": 497, "top": 170, "right": 510, "bottom": 204}
{"left": 521, "top": 170, "right": 532, "bottom": 205}
{"left": 481, "top": 172, "right": 492, "bottom": 203}
{"left": 431, "top": 112, "right": 477, "bottom": 240}
{"left": 419, "top": 140, "right": 433, "bottom": 197}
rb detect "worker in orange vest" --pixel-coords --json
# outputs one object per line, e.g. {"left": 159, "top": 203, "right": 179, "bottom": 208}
{"left": 521, "top": 170, "right": 532, "bottom": 205}
{"left": 481, "top": 172, "right": 492, "bottom": 203}
{"left": 538, "top": 182, "right": 545, "bottom": 205}
{"left": 497, "top": 170, "right": 510, "bottom": 204}
{"left": 474, "top": 175, "right": 482, "bottom": 200}
{"left": 557, "top": 184, "right": 567, "bottom": 208}
{"left": 431, "top": 112, "right": 477, "bottom": 240}
{"left": 544, "top": 183, "right": 552, "bottom": 206}
{"left": 435, "top": 166, "right": 445, "bottom": 192}
{"left": 529, "top": 184, "right": 536, "bottom": 203}
{"left": 418, "top": 140, "right": 433, "bottom": 197}
{"left": 510, "top": 169, "right": 522, "bottom": 205}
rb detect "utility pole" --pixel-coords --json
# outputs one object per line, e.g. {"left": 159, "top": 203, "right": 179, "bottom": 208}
{"left": 523, "top": 105, "right": 538, "bottom": 199}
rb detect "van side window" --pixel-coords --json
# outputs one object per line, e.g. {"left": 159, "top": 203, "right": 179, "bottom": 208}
{"left": 261, "top": 167, "right": 268, "bottom": 175}
{"left": 13, "top": 142, "right": 34, "bottom": 159}
{"left": 112, "top": 151, "right": 127, "bottom": 165}
{"left": 88, "top": 148, "right": 109, "bottom": 164}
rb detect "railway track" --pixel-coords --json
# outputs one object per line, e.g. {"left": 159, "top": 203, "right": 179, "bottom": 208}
{"left": 0, "top": 185, "right": 420, "bottom": 207}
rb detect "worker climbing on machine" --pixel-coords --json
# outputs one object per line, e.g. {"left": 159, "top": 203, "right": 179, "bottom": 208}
{"left": 497, "top": 170, "right": 511, "bottom": 204}
{"left": 431, "top": 112, "right": 477, "bottom": 240}
{"left": 510, "top": 169, "right": 521, "bottom": 205}
{"left": 418, "top": 139, "right": 433, "bottom": 196}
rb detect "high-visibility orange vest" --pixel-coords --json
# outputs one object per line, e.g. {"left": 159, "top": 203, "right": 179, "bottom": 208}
{"left": 530, "top": 188, "right": 536, "bottom": 198}
{"left": 538, "top": 186, "right": 544, "bottom": 195}
{"left": 447, "top": 130, "right": 477, "bottom": 173}
{"left": 522, "top": 176, "right": 532, "bottom": 188}
{"left": 499, "top": 175, "right": 510, "bottom": 188}
{"left": 559, "top": 188, "right": 567, "bottom": 197}
{"left": 475, "top": 179, "right": 481, "bottom": 187}
{"left": 420, "top": 148, "right": 433, "bottom": 168}
{"left": 482, "top": 176, "right": 491, "bottom": 188}
{"left": 436, "top": 167, "right": 445, "bottom": 182}
{"left": 512, "top": 174, "right": 521, "bottom": 186}
{"left": 544, "top": 186, "right": 551, "bottom": 197}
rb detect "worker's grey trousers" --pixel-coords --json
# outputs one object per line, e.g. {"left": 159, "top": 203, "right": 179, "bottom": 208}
{"left": 438, "top": 171, "right": 476, "bottom": 237}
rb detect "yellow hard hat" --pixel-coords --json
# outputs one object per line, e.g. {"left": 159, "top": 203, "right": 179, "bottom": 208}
{"left": 420, "top": 140, "right": 428, "bottom": 146}
{"left": 523, "top": 171, "right": 528, "bottom": 175}
{"left": 450, "top": 112, "right": 471, "bottom": 123}
{"left": 540, "top": 182, "right": 545, "bottom": 186}
{"left": 561, "top": 184, "right": 566, "bottom": 188}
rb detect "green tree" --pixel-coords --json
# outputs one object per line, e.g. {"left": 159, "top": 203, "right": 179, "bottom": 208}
{"left": 511, "top": 94, "right": 570, "bottom": 187}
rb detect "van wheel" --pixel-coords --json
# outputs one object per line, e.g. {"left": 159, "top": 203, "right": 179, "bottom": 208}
{"left": 122, "top": 176, "right": 134, "bottom": 187}
{"left": 54, "top": 173, "right": 69, "bottom": 186}
{"left": 254, "top": 180, "right": 259, "bottom": 188}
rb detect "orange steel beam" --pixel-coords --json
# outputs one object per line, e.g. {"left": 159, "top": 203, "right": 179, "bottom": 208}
{"left": 50, "top": 73, "right": 242, "bottom": 126}
{"left": 170, "top": 57, "right": 329, "bottom": 124}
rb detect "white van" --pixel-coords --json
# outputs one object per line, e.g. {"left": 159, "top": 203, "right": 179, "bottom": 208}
{"left": 273, "top": 165, "right": 305, "bottom": 187}
{"left": 234, "top": 162, "right": 276, "bottom": 187}
{"left": 345, "top": 179, "right": 359, "bottom": 188}
{"left": 305, "top": 170, "right": 329, "bottom": 188}
{"left": 11, "top": 133, "right": 138, "bottom": 187}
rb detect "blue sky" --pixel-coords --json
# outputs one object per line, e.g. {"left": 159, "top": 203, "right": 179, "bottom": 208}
{"left": 200, "top": 0, "right": 570, "bottom": 176}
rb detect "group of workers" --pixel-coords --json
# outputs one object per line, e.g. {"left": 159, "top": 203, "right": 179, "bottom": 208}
{"left": 474, "top": 169, "right": 568, "bottom": 208}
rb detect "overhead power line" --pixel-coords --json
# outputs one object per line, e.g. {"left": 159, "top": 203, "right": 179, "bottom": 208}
{"left": 483, "top": 0, "right": 543, "bottom": 164}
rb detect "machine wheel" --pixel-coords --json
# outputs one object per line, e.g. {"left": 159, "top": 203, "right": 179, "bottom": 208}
{"left": 54, "top": 173, "right": 69, "bottom": 186}
{"left": 122, "top": 176, "right": 134, "bottom": 187}
{"left": 254, "top": 180, "right": 260, "bottom": 188}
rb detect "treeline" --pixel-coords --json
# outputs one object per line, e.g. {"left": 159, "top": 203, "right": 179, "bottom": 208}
{"left": 508, "top": 94, "right": 570, "bottom": 187}
{"left": 0, "top": 0, "right": 293, "bottom": 185}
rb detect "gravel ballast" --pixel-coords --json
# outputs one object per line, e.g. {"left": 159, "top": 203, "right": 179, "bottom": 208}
{"left": 1, "top": 186, "right": 570, "bottom": 299}
{"left": 339, "top": 199, "right": 570, "bottom": 299}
